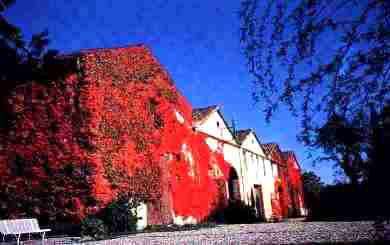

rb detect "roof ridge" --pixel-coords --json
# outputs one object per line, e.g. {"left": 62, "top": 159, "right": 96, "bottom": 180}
{"left": 192, "top": 105, "right": 219, "bottom": 122}
{"left": 234, "top": 129, "right": 252, "bottom": 144}
{"left": 192, "top": 105, "right": 218, "bottom": 111}
{"left": 79, "top": 43, "right": 148, "bottom": 54}
{"left": 56, "top": 43, "right": 149, "bottom": 59}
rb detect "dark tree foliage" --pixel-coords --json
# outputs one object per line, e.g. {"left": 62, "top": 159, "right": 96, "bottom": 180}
{"left": 302, "top": 172, "right": 374, "bottom": 221}
{"left": 314, "top": 113, "right": 366, "bottom": 184}
{"left": 367, "top": 104, "right": 390, "bottom": 221}
{"left": 301, "top": 171, "right": 322, "bottom": 218}
{"left": 240, "top": 0, "right": 390, "bottom": 145}
{"left": 240, "top": 0, "right": 390, "bottom": 187}
{"left": 0, "top": 0, "right": 58, "bottom": 128}
{"left": 311, "top": 183, "right": 374, "bottom": 221}
{"left": 311, "top": 103, "right": 390, "bottom": 185}
{"left": 0, "top": 1, "right": 57, "bottom": 83}
{"left": 303, "top": 171, "right": 389, "bottom": 222}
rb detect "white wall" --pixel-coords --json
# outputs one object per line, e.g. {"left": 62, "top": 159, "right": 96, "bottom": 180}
{"left": 240, "top": 133, "right": 266, "bottom": 157}
{"left": 194, "top": 111, "right": 236, "bottom": 144}
{"left": 194, "top": 112, "right": 277, "bottom": 221}
{"left": 194, "top": 111, "right": 246, "bottom": 200}
{"left": 133, "top": 202, "right": 147, "bottom": 230}
{"left": 239, "top": 132, "right": 275, "bottom": 220}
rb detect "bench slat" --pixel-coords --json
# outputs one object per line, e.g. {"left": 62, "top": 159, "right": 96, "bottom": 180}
{"left": 0, "top": 218, "right": 49, "bottom": 234}
{"left": 1, "top": 218, "right": 50, "bottom": 245}
{"left": 0, "top": 220, "right": 9, "bottom": 234}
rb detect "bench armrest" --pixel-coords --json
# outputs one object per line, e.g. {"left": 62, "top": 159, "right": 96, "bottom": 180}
{"left": 39, "top": 229, "right": 51, "bottom": 232}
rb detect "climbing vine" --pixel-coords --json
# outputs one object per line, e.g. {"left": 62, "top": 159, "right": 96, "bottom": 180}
{"left": 0, "top": 45, "right": 232, "bottom": 225}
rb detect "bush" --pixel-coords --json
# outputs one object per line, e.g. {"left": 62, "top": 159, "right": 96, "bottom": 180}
{"left": 80, "top": 196, "right": 140, "bottom": 239}
{"left": 99, "top": 197, "right": 139, "bottom": 234}
{"left": 81, "top": 217, "right": 107, "bottom": 240}
{"left": 209, "top": 200, "right": 258, "bottom": 224}
{"left": 50, "top": 223, "right": 82, "bottom": 237}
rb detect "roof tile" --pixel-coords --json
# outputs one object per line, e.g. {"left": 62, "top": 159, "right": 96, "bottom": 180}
{"left": 192, "top": 105, "right": 218, "bottom": 122}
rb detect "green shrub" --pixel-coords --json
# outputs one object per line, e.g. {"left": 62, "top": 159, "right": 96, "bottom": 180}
{"left": 210, "top": 200, "right": 258, "bottom": 224}
{"left": 99, "top": 197, "right": 139, "bottom": 234}
{"left": 81, "top": 216, "right": 107, "bottom": 240}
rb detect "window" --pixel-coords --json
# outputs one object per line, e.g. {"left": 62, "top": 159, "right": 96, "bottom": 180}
{"left": 216, "top": 121, "right": 220, "bottom": 127}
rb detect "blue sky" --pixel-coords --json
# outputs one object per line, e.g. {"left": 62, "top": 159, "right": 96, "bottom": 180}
{"left": 5, "top": 0, "right": 336, "bottom": 183}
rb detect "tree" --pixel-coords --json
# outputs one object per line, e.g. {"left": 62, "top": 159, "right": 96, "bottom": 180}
{"left": 240, "top": 0, "right": 389, "bottom": 141}
{"left": 301, "top": 171, "right": 322, "bottom": 218}
{"left": 367, "top": 104, "right": 390, "bottom": 221}
{"left": 0, "top": 0, "right": 58, "bottom": 128}
{"left": 240, "top": 0, "right": 389, "bottom": 181}
{"left": 314, "top": 113, "right": 366, "bottom": 185}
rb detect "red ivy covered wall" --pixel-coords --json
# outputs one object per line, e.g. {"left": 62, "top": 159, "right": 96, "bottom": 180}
{"left": 0, "top": 45, "right": 231, "bottom": 225}
{"left": 284, "top": 153, "right": 305, "bottom": 216}
{"left": 268, "top": 148, "right": 291, "bottom": 219}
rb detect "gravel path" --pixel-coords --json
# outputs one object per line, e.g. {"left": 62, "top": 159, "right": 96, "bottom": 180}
{"left": 82, "top": 221, "right": 388, "bottom": 244}
{"left": 4, "top": 221, "right": 389, "bottom": 244}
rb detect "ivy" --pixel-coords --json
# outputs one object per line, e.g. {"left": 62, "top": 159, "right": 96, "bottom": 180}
{"left": 0, "top": 45, "right": 238, "bottom": 225}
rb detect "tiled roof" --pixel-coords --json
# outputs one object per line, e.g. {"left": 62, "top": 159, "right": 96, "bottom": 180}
{"left": 282, "top": 151, "right": 301, "bottom": 169}
{"left": 192, "top": 105, "right": 218, "bottom": 122}
{"left": 282, "top": 151, "right": 295, "bottom": 160}
{"left": 235, "top": 129, "right": 252, "bottom": 144}
{"left": 261, "top": 143, "right": 279, "bottom": 156}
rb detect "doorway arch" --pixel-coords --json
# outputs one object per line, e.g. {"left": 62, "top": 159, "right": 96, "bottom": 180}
{"left": 228, "top": 167, "right": 241, "bottom": 201}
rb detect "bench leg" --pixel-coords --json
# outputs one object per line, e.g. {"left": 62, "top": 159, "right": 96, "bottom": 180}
{"left": 41, "top": 232, "right": 46, "bottom": 244}
{"left": 2, "top": 234, "right": 5, "bottom": 243}
{"left": 14, "top": 234, "right": 21, "bottom": 245}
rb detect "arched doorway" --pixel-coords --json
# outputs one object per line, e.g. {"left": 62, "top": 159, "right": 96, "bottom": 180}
{"left": 228, "top": 167, "right": 241, "bottom": 201}
{"left": 254, "top": 184, "right": 265, "bottom": 220}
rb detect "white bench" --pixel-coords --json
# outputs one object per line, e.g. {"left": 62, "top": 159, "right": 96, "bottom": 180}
{"left": 0, "top": 218, "right": 51, "bottom": 244}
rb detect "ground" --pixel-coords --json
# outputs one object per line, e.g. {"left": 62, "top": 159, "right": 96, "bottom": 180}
{"left": 3, "top": 221, "right": 390, "bottom": 244}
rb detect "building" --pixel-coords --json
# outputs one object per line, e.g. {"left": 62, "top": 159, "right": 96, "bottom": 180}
{"left": 0, "top": 45, "right": 305, "bottom": 227}
{"left": 282, "top": 151, "right": 306, "bottom": 217}
{"left": 192, "top": 105, "right": 306, "bottom": 221}
{"left": 234, "top": 129, "right": 275, "bottom": 220}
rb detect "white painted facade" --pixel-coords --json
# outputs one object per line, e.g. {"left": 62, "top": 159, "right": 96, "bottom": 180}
{"left": 239, "top": 132, "right": 276, "bottom": 220}
{"left": 193, "top": 108, "right": 277, "bottom": 221}
{"left": 193, "top": 110, "right": 244, "bottom": 199}
{"left": 133, "top": 202, "right": 148, "bottom": 230}
{"left": 193, "top": 110, "right": 236, "bottom": 144}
